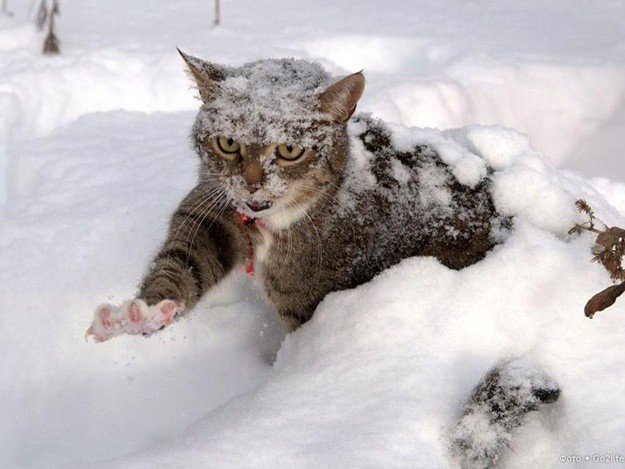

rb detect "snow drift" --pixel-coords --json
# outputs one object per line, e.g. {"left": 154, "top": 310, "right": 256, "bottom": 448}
{"left": 3, "top": 109, "right": 625, "bottom": 467}
{"left": 3, "top": 1, "right": 625, "bottom": 467}
{"left": 106, "top": 122, "right": 625, "bottom": 468}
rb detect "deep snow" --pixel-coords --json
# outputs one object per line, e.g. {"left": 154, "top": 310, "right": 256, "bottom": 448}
{"left": 2, "top": 1, "right": 625, "bottom": 467}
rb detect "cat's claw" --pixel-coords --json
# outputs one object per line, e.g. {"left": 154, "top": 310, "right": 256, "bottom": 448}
{"left": 86, "top": 299, "right": 182, "bottom": 343}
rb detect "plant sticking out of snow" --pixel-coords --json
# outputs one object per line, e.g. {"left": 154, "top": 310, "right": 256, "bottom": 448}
{"left": 214, "top": 0, "right": 220, "bottom": 26}
{"left": 38, "top": 0, "right": 60, "bottom": 55}
{"left": 570, "top": 199, "right": 625, "bottom": 318}
{"left": 35, "top": 0, "right": 47, "bottom": 29}
{"left": 1, "top": 0, "right": 14, "bottom": 17}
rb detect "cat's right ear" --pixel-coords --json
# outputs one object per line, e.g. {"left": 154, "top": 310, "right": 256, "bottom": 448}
{"left": 177, "top": 49, "right": 225, "bottom": 103}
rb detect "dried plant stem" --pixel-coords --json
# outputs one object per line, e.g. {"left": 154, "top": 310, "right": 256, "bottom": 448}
{"left": 40, "top": 0, "right": 60, "bottom": 55}
{"left": 571, "top": 199, "right": 625, "bottom": 318}
{"left": 214, "top": 0, "right": 220, "bottom": 25}
{"left": 2, "top": 0, "right": 13, "bottom": 16}
{"left": 42, "top": 7, "right": 60, "bottom": 55}
{"left": 36, "top": 0, "right": 47, "bottom": 29}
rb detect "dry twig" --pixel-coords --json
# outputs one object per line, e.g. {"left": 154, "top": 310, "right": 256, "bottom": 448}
{"left": 36, "top": 0, "right": 47, "bottom": 29}
{"left": 42, "top": 0, "right": 60, "bottom": 55}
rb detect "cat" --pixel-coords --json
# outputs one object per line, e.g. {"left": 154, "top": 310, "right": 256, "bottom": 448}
{"left": 87, "top": 51, "right": 559, "bottom": 466}
{"left": 89, "top": 53, "right": 500, "bottom": 336}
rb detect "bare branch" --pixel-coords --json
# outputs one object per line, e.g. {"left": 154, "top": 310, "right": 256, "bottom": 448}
{"left": 42, "top": 2, "right": 60, "bottom": 55}
{"left": 214, "top": 0, "right": 220, "bottom": 26}
{"left": 36, "top": 0, "right": 47, "bottom": 29}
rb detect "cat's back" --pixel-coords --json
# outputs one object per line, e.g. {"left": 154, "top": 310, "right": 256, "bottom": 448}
{"left": 332, "top": 114, "right": 502, "bottom": 275}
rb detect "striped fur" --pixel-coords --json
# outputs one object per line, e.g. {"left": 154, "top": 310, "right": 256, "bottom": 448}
{"left": 138, "top": 187, "right": 245, "bottom": 310}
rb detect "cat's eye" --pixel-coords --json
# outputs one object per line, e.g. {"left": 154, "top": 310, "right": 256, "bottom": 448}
{"left": 276, "top": 144, "right": 305, "bottom": 161}
{"left": 215, "top": 136, "right": 241, "bottom": 157}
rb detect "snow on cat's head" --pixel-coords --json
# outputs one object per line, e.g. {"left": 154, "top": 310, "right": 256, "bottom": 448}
{"left": 180, "top": 50, "right": 364, "bottom": 226}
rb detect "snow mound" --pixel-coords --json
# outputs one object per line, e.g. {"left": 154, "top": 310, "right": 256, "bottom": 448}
{"left": 363, "top": 61, "right": 625, "bottom": 177}
{"left": 0, "top": 40, "right": 195, "bottom": 141}
{"left": 106, "top": 122, "right": 625, "bottom": 467}
{"left": 3, "top": 1, "right": 625, "bottom": 465}
{"left": 3, "top": 109, "right": 623, "bottom": 468}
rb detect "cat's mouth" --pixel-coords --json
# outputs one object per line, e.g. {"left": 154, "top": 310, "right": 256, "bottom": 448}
{"left": 245, "top": 200, "right": 273, "bottom": 213}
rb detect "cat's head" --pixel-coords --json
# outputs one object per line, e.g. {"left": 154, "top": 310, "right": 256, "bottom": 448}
{"left": 180, "top": 50, "right": 364, "bottom": 229}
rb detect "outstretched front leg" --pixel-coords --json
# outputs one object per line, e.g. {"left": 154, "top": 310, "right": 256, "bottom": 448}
{"left": 87, "top": 186, "right": 245, "bottom": 342}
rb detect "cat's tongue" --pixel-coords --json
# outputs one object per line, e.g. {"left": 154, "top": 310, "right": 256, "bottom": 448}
{"left": 246, "top": 200, "right": 272, "bottom": 212}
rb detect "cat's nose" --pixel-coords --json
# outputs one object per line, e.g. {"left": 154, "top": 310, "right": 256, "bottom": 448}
{"left": 242, "top": 161, "right": 264, "bottom": 188}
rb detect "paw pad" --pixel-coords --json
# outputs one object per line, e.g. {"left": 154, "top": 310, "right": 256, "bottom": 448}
{"left": 86, "top": 299, "right": 184, "bottom": 343}
{"left": 128, "top": 301, "right": 142, "bottom": 323}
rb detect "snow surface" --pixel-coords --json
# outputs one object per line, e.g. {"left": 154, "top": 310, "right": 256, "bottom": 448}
{"left": 193, "top": 58, "right": 334, "bottom": 148}
{"left": 2, "top": 1, "right": 625, "bottom": 467}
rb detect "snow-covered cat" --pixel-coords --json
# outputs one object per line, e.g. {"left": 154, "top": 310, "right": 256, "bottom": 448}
{"left": 87, "top": 52, "right": 559, "bottom": 466}
{"left": 89, "top": 54, "right": 501, "bottom": 335}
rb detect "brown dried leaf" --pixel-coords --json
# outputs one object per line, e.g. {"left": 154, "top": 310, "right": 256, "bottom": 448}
{"left": 585, "top": 282, "right": 625, "bottom": 318}
{"left": 596, "top": 227, "right": 625, "bottom": 249}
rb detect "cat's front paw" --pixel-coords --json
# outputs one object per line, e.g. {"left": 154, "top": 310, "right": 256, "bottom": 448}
{"left": 86, "top": 299, "right": 183, "bottom": 343}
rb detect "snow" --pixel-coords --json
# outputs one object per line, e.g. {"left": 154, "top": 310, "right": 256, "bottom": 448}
{"left": 2, "top": 1, "right": 625, "bottom": 467}
{"left": 109, "top": 218, "right": 625, "bottom": 468}
{"left": 194, "top": 58, "right": 333, "bottom": 148}
{"left": 449, "top": 357, "right": 561, "bottom": 467}
{"left": 388, "top": 124, "right": 489, "bottom": 188}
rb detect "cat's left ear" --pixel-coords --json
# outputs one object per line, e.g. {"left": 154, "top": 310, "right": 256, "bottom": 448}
{"left": 318, "top": 72, "right": 365, "bottom": 122}
{"left": 177, "top": 48, "right": 225, "bottom": 103}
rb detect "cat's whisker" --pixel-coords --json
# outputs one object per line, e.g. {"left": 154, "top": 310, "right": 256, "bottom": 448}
{"left": 297, "top": 182, "right": 342, "bottom": 208}
{"left": 176, "top": 186, "right": 221, "bottom": 224}
{"left": 180, "top": 197, "right": 219, "bottom": 257}
{"left": 182, "top": 195, "right": 227, "bottom": 267}
{"left": 298, "top": 183, "right": 360, "bottom": 242}
{"left": 186, "top": 192, "right": 232, "bottom": 264}
{"left": 182, "top": 190, "right": 228, "bottom": 260}
{"left": 192, "top": 195, "right": 233, "bottom": 263}
{"left": 166, "top": 189, "right": 220, "bottom": 251}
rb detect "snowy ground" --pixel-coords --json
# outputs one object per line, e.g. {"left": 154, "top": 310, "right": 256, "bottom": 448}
{"left": 2, "top": 1, "right": 625, "bottom": 467}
